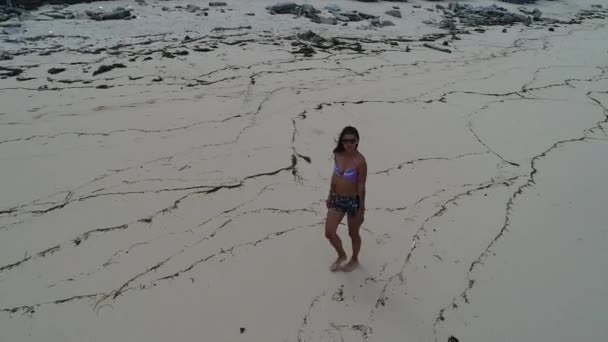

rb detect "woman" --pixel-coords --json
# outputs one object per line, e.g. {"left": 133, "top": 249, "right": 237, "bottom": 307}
{"left": 325, "top": 126, "right": 367, "bottom": 272}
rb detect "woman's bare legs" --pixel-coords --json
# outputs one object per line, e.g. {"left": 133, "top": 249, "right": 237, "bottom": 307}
{"left": 341, "top": 212, "right": 363, "bottom": 272}
{"left": 325, "top": 209, "right": 347, "bottom": 271}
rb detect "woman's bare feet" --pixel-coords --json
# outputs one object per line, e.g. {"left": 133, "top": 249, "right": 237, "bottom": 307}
{"left": 330, "top": 255, "right": 347, "bottom": 272}
{"left": 340, "top": 259, "right": 359, "bottom": 272}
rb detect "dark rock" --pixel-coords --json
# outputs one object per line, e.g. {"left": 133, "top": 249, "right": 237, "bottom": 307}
{"left": 85, "top": 7, "right": 131, "bottom": 21}
{"left": 357, "top": 12, "right": 378, "bottom": 20}
{"left": 548, "top": 27, "right": 554, "bottom": 31}
{"left": 96, "top": 84, "right": 110, "bottom": 89}
{"left": 447, "top": 3, "right": 532, "bottom": 28}
{"left": 92, "top": 63, "right": 126, "bottom": 76}
{"left": 439, "top": 19, "right": 455, "bottom": 30}
{"left": 310, "top": 14, "right": 337, "bottom": 25}
{"left": 0, "top": 20, "right": 21, "bottom": 27}
{"left": 448, "top": 337, "right": 459, "bottom": 342}
{"left": 498, "top": 0, "right": 536, "bottom": 4}
{"left": 339, "top": 11, "right": 362, "bottom": 21}
{"left": 193, "top": 47, "right": 213, "bottom": 52}
{"left": 0, "top": 66, "right": 23, "bottom": 78}
{"left": 296, "top": 30, "right": 326, "bottom": 44}
{"left": 370, "top": 19, "right": 394, "bottom": 27}
{"left": 48, "top": 67, "right": 66, "bottom": 74}
{"left": 152, "top": 76, "right": 163, "bottom": 82}
{"left": 0, "top": 51, "right": 14, "bottom": 61}
{"left": 324, "top": 4, "right": 341, "bottom": 12}
{"left": 266, "top": 2, "right": 298, "bottom": 14}
{"left": 186, "top": 4, "right": 200, "bottom": 12}
{"left": 385, "top": 10, "right": 401, "bottom": 18}
{"left": 209, "top": 2, "right": 226, "bottom": 6}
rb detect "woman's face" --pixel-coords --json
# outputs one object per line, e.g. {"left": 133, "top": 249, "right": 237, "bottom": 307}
{"left": 341, "top": 133, "right": 358, "bottom": 152}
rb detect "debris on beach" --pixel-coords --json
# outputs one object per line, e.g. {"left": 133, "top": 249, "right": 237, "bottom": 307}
{"left": 266, "top": 2, "right": 388, "bottom": 26}
{"left": 447, "top": 3, "right": 533, "bottom": 27}
{"left": 92, "top": 63, "right": 126, "bottom": 76}
{"left": 423, "top": 42, "right": 451, "bottom": 54}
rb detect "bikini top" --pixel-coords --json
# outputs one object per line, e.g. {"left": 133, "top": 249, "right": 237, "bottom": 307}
{"left": 334, "top": 158, "right": 358, "bottom": 182}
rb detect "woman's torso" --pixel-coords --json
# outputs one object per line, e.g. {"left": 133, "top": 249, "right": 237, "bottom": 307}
{"left": 332, "top": 152, "right": 360, "bottom": 197}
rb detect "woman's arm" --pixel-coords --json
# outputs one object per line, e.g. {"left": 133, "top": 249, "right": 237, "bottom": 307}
{"left": 357, "top": 155, "right": 367, "bottom": 210}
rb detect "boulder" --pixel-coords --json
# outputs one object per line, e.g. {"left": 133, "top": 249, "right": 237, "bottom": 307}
{"left": 385, "top": 9, "right": 401, "bottom": 18}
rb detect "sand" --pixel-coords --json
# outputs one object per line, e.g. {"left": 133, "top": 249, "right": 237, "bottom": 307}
{"left": 1, "top": 0, "right": 608, "bottom": 341}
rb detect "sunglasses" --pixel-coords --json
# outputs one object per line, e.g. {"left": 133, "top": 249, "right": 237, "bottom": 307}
{"left": 341, "top": 139, "right": 357, "bottom": 144}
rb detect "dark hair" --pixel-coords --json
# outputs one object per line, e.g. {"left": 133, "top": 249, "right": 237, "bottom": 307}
{"left": 333, "top": 126, "right": 360, "bottom": 154}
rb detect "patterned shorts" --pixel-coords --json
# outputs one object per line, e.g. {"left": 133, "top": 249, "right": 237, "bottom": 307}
{"left": 328, "top": 193, "right": 360, "bottom": 216}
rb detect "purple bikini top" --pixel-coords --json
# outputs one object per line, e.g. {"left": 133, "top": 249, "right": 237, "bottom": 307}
{"left": 334, "top": 161, "right": 358, "bottom": 182}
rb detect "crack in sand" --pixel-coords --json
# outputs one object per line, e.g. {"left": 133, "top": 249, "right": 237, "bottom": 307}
{"left": 369, "top": 176, "right": 521, "bottom": 321}
{"left": 432, "top": 90, "right": 608, "bottom": 342}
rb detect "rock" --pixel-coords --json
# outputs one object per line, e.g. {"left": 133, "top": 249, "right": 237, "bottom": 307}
{"left": 0, "top": 20, "right": 21, "bottom": 27}
{"left": 498, "top": 0, "right": 536, "bottom": 4}
{"left": 339, "top": 11, "right": 363, "bottom": 21}
{"left": 209, "top": 2, "right": 226, "bottom": 6}
{"left": 439, "top": 19, "right": 455, "bottom": 30}
{"left": 436, "top": 4, "right": 445, "bottom": 10}
{"left": 502, "top": 27, "right": 507, "bottom": 32}
{"left": 298, "top": 4, "right": 319, "bottom": 18}
{"left": 0, "top": 66, "right": 23, "bottom": 78}
{"left": 324, "top": 4, "right": 341, "bottom": 12}
{"left": 334, "top": 14, "right": 350, "bottom": 22}
{"left": 591, "top": 5, "right": 603, "bottom": 9}
{"left": 0, "top": 51, "right": 14, "bottom": 61}
{"left": 385, "top": 10, "right": 401, "bottom": 18}
{"left": 448, "top": 337, "right": 459, "bottom": 342}
{"left": 0, "top": 13, "right": 12, "bottom": 22}
{"left": 357, "top": 12, "right": 378, "bottom": 20}
{"left": 310, "top": 14, "right": 337, "bottom": 25}
{"left": 86, "top": 7, "right": 132, "bottom": 21}
{"left": 92, "top": 63, "right": 126, "bottom": 76}
{"left": 371, "top": 19, "right": 394, "bottom": 27}
{"left": 266, "top": 2, "right": 298, "bottom": 14}
{"left": 413, "top": 5, "right": 421, "bottom": 9}
{"left": 48, "top": 67, "right": 66, "bottom": 75}
{"left": 186, "top": 4, "right": 200, "bottom": 12}
{"left": 245, "top": 12, "right": 254, "bottom": 16}
{"left": 447, "top": 3, "right": 533, "bottom": 27}
{"left": 297, "top": 30, "right": 325, "bottom": 42}
{"left": 548, "top": 27, "right": 554, "bottom": 31}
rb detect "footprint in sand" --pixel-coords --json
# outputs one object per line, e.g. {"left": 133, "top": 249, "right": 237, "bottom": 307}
{"left": 375, "top": 233, "right": 391, "bottom": 245}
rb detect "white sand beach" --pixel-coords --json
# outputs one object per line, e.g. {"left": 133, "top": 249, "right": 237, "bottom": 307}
{"left": 1, "top": 0, "right": 607, "bottom": 341}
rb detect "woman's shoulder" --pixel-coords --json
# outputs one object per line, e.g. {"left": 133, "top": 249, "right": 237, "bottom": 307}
{"left": 357, "top": 152, "right": 367, "bottom": 164}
